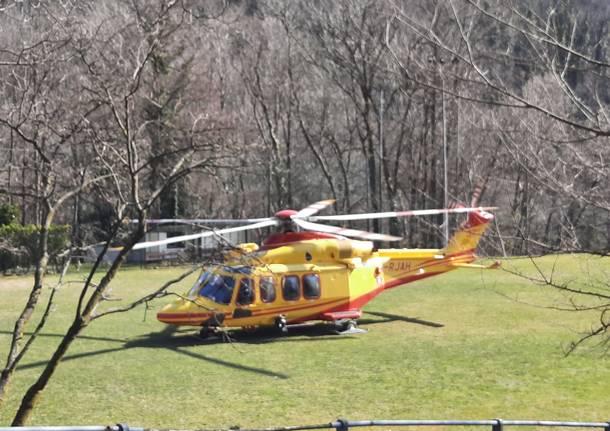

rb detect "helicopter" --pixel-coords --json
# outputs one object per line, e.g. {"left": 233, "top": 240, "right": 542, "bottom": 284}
{"left": 132, "top": 199, "right": 498, "bottom": 337}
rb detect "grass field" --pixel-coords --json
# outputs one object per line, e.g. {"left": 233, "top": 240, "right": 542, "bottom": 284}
{"left": 0, "top": 255, "right": 609, "bottom": 428}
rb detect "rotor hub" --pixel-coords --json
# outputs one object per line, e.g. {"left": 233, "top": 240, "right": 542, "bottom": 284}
{"left": 274, "top": 209, "right": 298, "bottom": 220}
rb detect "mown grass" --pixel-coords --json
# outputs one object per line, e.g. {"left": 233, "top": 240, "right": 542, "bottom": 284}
{"left": 0, "top": 255, "right": 609, "bottom": 428}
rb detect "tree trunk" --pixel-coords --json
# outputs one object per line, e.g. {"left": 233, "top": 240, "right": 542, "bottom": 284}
{"left": 11, "top": 224, "right": 142, "bottom": 425}
{"left": 0, "top": 202, "right": 52, "bottom": 408}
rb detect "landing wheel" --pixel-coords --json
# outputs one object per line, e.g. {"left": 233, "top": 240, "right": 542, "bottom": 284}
{"left": 336, "top": 319, "right": 357, "bottom": 332}
{"left": 345, "top": 319, "right": 357, "bottom": 331}
{"left": 274, "top": 315, "right": 288, "bottom": 334}
{"left": 335, "top": 319, "right": 366, "bottom": 334}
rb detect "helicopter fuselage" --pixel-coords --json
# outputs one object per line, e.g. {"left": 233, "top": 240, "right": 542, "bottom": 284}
{"left": 156, "top": 210, "right": 494, "bottom": 330}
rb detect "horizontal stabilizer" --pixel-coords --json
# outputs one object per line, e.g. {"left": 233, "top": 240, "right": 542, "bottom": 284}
{"left": 450, "top": 261, "right": 501, "bottom": 270}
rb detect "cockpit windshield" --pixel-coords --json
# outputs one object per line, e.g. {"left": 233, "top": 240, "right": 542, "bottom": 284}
{"left": 188, "top": 271, "right": 235, "bottom": 305}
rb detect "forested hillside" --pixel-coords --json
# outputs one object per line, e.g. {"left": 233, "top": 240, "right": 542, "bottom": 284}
{"left": 0, "top": 1, "right": 609, "bottom": 424}
{"left": 0, "top": 0, "right": 608, "bottom": 254}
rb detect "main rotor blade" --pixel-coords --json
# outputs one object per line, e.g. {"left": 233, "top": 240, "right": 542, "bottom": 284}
{"left": 310, "top": 206, "right": 498, "bottom": 222}
{"left": 295, "top": 199, "right": 336, "bottom": 218}
{"left": 294, "top": 218, "right": 402, "bottom": 242}
{"left": 131, "top": 217, "right": 273, "bottom": 225}
{"left": 132, "top": 219, "right": 278, "bottom": 250}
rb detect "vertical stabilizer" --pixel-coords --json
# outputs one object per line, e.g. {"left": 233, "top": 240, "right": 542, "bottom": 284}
{"left": 443, "top": 210, "right": 494, "bottom": 256}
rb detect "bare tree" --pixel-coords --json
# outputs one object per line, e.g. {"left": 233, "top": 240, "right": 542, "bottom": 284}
{"left": 0, "top": 1, "right": 233, "bottom": 423}
{"left": 388, "top": 0, "right": 610, "bottom": 347}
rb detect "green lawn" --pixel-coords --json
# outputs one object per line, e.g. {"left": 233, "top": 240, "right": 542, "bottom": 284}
{"left": 0, "top": 255, "right": 609, "bottom": 428}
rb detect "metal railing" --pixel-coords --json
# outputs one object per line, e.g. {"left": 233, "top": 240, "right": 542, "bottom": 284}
{"left": 2, "top": 419, "right": 610, "bottom": 431}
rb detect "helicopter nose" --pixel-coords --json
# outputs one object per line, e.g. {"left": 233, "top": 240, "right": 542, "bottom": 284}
{"left": 157, "top": 300, "right": 196, "bottom": 325}
{"left": 156, "top": 300, "right": 222, "bottom": 327}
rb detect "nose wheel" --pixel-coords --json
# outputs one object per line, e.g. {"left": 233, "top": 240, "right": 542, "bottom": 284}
{"left": 198, "top": 312, "right": 226, "bottom": 339}
{"left": 199, "top": 325, "right": 213, "bottom": 339}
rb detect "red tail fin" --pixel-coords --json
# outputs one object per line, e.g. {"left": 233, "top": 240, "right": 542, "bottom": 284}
{"left": 443, "top": 210, "right": 494, "bottom": 255}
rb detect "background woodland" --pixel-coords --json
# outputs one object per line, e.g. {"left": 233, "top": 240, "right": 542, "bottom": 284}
{"left": 0, "top": 0, "right": 607, "bottom": 256}
{"left": 0, "top": 0, "right": 609, "bottom": 425}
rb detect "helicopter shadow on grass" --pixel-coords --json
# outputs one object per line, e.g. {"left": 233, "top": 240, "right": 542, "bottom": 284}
{"left": 10, "top": 326, "right": 290, "bottom": 380}
{"left": 8, "top": 310, "right": 441, "bottom": 379}
{"left": 359, "top": 310, "right": 445, "bottom": 328}
{"left": 125, "top": 326, "right": 293, "bottom": 379}
{"left": 181, "top": 308, "right": 444, "bottom": 346}
{"left": 148, "top": 309, "right": 445, "bottom": 346}
{"left": 191, "top": 322, "right": 360, "bottom": 346}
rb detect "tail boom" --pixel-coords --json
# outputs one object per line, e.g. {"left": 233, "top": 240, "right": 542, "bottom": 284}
{"left": 376, "top": 210, "right": 494, "bottom": 290}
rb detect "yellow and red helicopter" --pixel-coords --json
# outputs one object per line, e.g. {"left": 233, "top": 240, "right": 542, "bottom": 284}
{"left": 132, "top": 200, "right": 498, "bottom": 337}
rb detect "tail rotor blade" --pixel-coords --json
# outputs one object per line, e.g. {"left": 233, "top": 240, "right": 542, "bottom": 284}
{"left": 294, "top": 218, "right": 401, "bottom": 242}
{"left": 471, "top": 184, "right": 483, "bottom": 208}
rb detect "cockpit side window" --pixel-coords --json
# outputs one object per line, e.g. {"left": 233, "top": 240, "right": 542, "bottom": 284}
{"left": 282, "top": 275, "right": 300, "bottom": 301}
{"left": 188, "top": 271, "right": 212, "bottom": 298}
{"left": 199, "top": 274, "right": 235, "bottom": 305}
{"left": 303, "top": 273, "right": 321, "bottom": 299}
{"left": 237, "top": 278, "right": 255, "bottom": 305}
{"left": 259, "top": 276, "right": 276, "bottom": 303}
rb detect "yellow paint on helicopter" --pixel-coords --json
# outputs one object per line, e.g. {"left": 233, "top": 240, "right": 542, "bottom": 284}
{"left": 156, "top": 210, "right": 497, "bottom": 334}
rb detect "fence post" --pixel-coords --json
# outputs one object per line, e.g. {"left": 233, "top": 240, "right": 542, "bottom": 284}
{"left": 492, "top": 419, "right": 503, "bottom": 431}
{"left": 336, "top": 418, "right": 349, "bottom": 431}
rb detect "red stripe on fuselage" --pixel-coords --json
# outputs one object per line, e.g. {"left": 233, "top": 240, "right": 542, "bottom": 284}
{"left": 381, "top": 248, "right": 476, "bottom": 290}
{"left": 244, "top": 298, "right": 344, "bottom": 319}
{"left": 159, "top": 248, "right": 481, "bottom": 326}
{"left": 300, "top": 284, "right": 385, "bottom": 321}
{"left": 157, "top": 298, "right": 344, "bottom": 326}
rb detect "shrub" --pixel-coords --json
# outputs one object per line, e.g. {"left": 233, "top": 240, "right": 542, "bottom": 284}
{"left": 0, "top": 224, "right": 70, "bottom": 273}
{"left": 0, "top": 203, "right": 20, "bottom": 226}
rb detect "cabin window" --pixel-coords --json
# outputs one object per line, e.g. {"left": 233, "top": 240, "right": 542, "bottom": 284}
{"left": 199, "top": 274, "right": 235, "bottom": 305}
{"left": 303, "top": 274, "right": 321, "bottom": 299}
{"left": 237, "top": 278, "right": 255, "bottom": 305}
{"left": 282, "top": 275, "right": 300, "bottom": 301}
{"left": 259, "top": 276, "right": 276, "bottom": 303}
